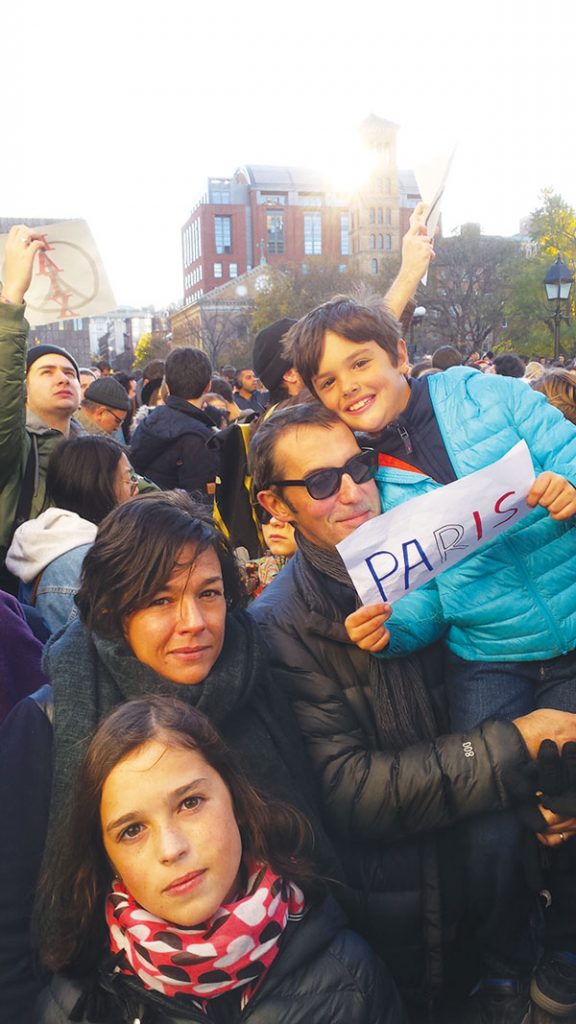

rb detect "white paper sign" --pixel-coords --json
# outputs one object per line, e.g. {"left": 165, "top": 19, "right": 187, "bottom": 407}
{"left": 337, "top": 441, "right": 536, "bottom": 606}
{"left": 0, "top": 220, "right": 116, "bottom": 326}
{"left": 413, "top": 148, "right": 456, "bottom": 285}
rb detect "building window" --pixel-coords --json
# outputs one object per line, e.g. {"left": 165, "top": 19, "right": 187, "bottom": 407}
{"left": 377, "top": 234, "right": 383, "bottom": 249}
{"left": 385, "top": 234, "right": 392, "bottom": 251}
{"left": 370, "top": 259, "right": 378, "bottom": 275}
{"left": 339, "top": 264, "right": 347, "bottom": 273}
{"left": 385, "top": 208, "right": 392, "bottom": 225}
{"left": 214, "top": 262, "right": 223, "bottom": 278}
{"left": 304, "top": 213, "right": 322, "bottom": 255}
{"left": 210, "top": 180, "right": 230, "bottom": 203}
{"left": 369, "top": 234, "right": 375, "bottom": 250}
{"left": 261, "top": 192, "right": 287, "bottom": 205}
{"left": 267, "top": 214, "right": 285, "bottom": 254}
{"left": 297, "top": 193, "right": 322, "bottom": 206}
{"left": 340, "top": 214, "right": 349, "bottom": 255}
{"left": 215, "top": 216, "right": 232, "bottom": 254}
{"left": 230, "top": 263, "right": 238, "bottom": 278}
{"left": 377, "top": 208, "right": 383, "bottom": 224}
{"left": 369, "top": 208, "right": 375, "bottom": 224}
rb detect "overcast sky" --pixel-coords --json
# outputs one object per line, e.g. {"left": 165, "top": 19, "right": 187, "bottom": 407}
{"left": 4, "top": 0, "right": 575, "bottom": 308}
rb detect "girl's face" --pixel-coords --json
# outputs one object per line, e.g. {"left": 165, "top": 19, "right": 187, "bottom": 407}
{"left": 101, "top": 739, "right": 242, "bottom": 926}
{"left": 124, "top": 545, "right": 227, "bottom": 685}
{"left": 261, "top": 517, "right": 297, "bottom": 558}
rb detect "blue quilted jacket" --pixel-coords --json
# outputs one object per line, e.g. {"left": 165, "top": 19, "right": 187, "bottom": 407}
{"left": 376, "top": 367, "right": 576, "bottom": 662}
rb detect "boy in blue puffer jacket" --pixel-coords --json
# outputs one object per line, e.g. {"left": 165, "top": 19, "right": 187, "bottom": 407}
{"left": 286, "top": 293, "right": 576, "bottom": 1024}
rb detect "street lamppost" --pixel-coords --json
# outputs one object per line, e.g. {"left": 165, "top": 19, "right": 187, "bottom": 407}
{"left": 409, "top": 305, "right": 426, "bottom": 357}
{"left": 544, "top": 255, "right": 574, "bottom": 360}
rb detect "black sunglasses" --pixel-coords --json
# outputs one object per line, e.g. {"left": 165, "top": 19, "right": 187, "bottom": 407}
{"left": 268, "top": 448, "right": 377, "bottom": 501}
{"left": 254, "top": 503, "right": 272, "bottom": 526}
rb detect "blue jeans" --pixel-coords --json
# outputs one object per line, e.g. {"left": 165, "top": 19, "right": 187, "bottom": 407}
{"left": 446, "top": 650, "right": 576, "bottom": 976}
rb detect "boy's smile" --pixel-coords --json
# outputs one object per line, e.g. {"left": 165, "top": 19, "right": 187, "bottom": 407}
{"left": 313, "top": 331, "right": 411, "bottom": 434}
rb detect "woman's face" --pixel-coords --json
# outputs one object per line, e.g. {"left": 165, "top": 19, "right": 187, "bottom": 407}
{"left": 124, "top": 545, "right": 227, "bottom": 685}
{"left": 262, "top": 517, "right": 297, "bottom": 558}
{"left": 113, "top": 454, "right": 139, "bottom": 504}
{"left": 101, "top": 739, "right": 242, "bottom": 926}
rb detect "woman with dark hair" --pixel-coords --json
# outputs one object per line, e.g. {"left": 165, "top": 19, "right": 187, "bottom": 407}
{"left": 6, "top": 435, "right": 138, "bottom": 633}
{"left": 36, "top": 696, "right": 403, "bottom": 1023}
{"left": 0, "top": 492, "right": 336, "bottom": 1022}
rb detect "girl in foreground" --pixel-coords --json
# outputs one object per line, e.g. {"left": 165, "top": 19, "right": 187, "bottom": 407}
{"left": 36, "top": 696, "right": 405, "bottom": 1023}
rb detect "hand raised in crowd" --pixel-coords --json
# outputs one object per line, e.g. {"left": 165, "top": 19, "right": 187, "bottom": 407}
{"left": 345, "top": 601, "right": 392, "bottom": 652}
{"left": 1, "top": 224, "right": 46, "bottom": 305}
{"left": 527, "top": 472, "right": 576, "bottom": 520}
{"left": 401, "top": 201, "right": 435, "bottom": 281}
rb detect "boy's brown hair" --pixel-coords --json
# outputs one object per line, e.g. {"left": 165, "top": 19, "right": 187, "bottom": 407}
{"left": 283, "top": 298, "right": 402, "bottom": 394}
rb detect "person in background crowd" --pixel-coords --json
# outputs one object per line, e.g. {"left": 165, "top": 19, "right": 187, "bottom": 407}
{"left": 202, "top": 392, "right": 230, "bottom": 429}
{"left": 0, "top": 225, "right": 83, "bottom": 592}
{"left": 210, "top": 375, "right": 242, "bottom": 421}
{"left": 492, "top": 352, "right": 526, "bottom": 378}
{"left": 234, "top": 368, "right": 268, "bottom": 414}
{"left": 130, "top": 375, "right": 167, "bottom": 436}
{"left": 249, "top": 402, "right": 576, "bottom": 1022}
{"left": 96, "top": 360, "right": 112, "bottom": 376}
{"left": 6, "top": 435, "right": 138, "bottom": 634}
{"left": 431, "top": 345, "right": 462, "bottom": 370}
{"left": 532, "top": 368, "right": 576, "bottom": 425}
{"left": 75, "top": 376, "right": 130, "bottom": 438}
{"left": 253, "top": 318, "right": 305, "bottom": 410}
{"left": 246, "top": 504, "right": 298, "bottom": 598}
{"left": 135, "top": 358, "right": 166, "bottom": 407}
{"left": 0, "top": 491, "right": 336, "bottom": 1023}
{"left": 113, "top": 371, "right": 138, "bottom": 442}
{"left": 523, "top": 360, "right": 547, "bottom": 382}
{"left": 130, "top": 348, "right": 220, "bottom": 503}
{"left": 78, "top": 367, "right": 97, "bottom": 395}
{"left": 0, "top": 590, "right": 48, "bottom": 724}
{"left": 220, "top": 364, "right": 237, "bottom": 386}
{"left": 35, "top": 696, "right": 405, "bottom": 1024}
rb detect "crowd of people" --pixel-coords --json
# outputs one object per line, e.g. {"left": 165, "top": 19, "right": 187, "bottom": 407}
{"left": 1, "top": 209, "right": 576, "bottom": 1024}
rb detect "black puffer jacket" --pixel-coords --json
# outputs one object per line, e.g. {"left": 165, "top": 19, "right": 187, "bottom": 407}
{"left": 36, "top": 897, "right": 407, "bottom": 1024}
{"left": 130, "top": 396, "right": 219, "bottom": 499}
{"left": 249, "top": 552, "right": 532, "bottom": 1003}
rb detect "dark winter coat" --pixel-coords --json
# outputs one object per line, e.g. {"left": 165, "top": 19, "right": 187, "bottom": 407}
{"left": 130, "top": 396, "right": 220, "bottom": 500}
{"left": 249, "top": 550, "right": 532, "bottom": 1002}
{"left": 0, "top": 613, "right": 336, "bottom": 1024}
{"left": 35, "top": 896, "right": 406, "bottom": 1023}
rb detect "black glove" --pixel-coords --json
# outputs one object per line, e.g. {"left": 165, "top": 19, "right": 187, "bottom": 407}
{"left": 538, "top": 740, "right": 576, "bottom": 818}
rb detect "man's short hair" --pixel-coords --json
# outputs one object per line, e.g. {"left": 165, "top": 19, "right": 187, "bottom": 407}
{"left": 143, "top": 359, "right": 166, "bottom": 382}
{"left": 492, "top": 352, "right": 525, "bottom": 378}
{"left": 431, "top": 345, "right": 462, "bottom": 370}
{"left": 210, "top": 376, "right": 234, "bottom": 403}
{"left": 249, "top": 403, "right": 341, "bottom": 495}
{"left": 165, "top": 348, "right": 212, "bottom": 399}
{"left": 284, "top": 298, "right": 401, "bottom": 394}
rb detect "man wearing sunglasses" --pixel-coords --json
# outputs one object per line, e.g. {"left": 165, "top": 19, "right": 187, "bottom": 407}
{"left": 249, "top": 401, "right": 576, "bottom": 1023}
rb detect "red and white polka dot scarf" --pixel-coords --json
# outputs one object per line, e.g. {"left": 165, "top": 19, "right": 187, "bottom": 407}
{"left": 106, "top": 863, "right": 305, "bottom": 1005}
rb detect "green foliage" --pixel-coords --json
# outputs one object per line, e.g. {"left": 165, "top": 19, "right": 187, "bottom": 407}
{"left": 132, "top": 332, "right": 171, "bottom": 370}
{"left": 503, "top": 190, "right": 576, "bottom": 357}
{"left": 249, "top": 257, "right": 401, "bottom": 337}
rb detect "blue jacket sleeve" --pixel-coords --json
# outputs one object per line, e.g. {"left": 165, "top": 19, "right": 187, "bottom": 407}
{"left": 494, "top": 376, "right": 576, "bottom": 481}
{"left": 375, "top": 579, "right": 447, "bottom": 658}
